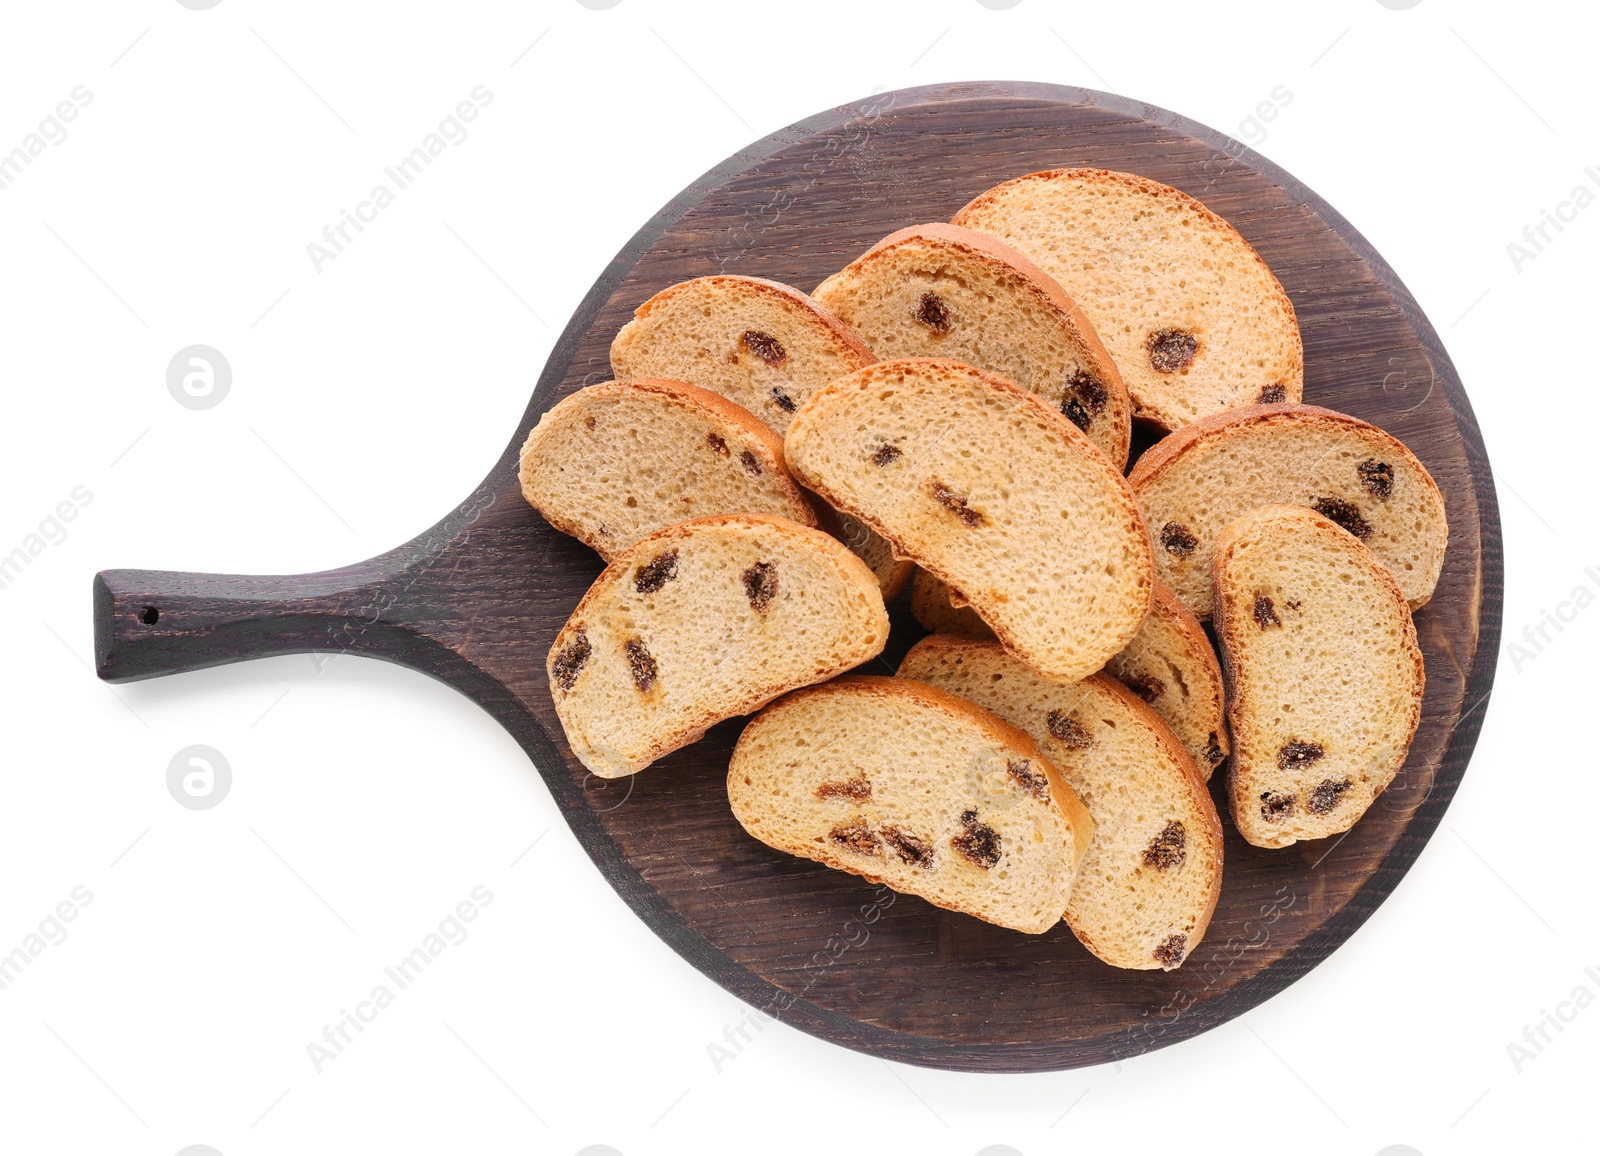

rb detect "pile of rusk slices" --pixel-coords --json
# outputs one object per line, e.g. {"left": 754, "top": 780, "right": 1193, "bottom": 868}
{"left": 519, "top": 168, "right": 1448, "bottom": 972}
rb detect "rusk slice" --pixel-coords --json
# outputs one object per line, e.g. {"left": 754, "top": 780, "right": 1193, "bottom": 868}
{"left": 609, "top": 274, "right": 907, "bottom": 596}
{"left": 518, "top": 378, "right": 818, "bottom": 561}
{"left": 1213, "top": 505, "right": 1425, "bottom": 849}
{"left": 909, "top": 567, "right": 994, "bottom": 640}
{"left": 609, "top": 274, "right": 875, "bottom": 436}
{"left": 953, "top": 168, "right": 1303, "bottom": 430}
{"left": 547, "top": 515, "right": 888, "bottom": 778}
{"left": 812, "top": 223, "right": 1132, "bottom": 468}
{"left": 899, "top": 637, "right": 1222, "bottom": 970}
{"left": 727, "top": 676, "right": 1094, "bottom": 935}
{"left": 1128, "top": 403, "right": 1448, "bottom": 619}
{"left": 1104, "top": 580, "right": 1230, "bottom": 780}
{"left": 784, "top": 357, "right": 1155, "bottom": 681}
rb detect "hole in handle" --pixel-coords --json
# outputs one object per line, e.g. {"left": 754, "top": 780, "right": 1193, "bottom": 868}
{"left": 140, "top": 606, "right": 159, "bottom": 626}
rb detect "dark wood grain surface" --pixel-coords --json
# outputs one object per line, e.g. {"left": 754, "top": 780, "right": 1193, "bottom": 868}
{"left": 92, "top": 82, "right": 1502, "bottom": 1072}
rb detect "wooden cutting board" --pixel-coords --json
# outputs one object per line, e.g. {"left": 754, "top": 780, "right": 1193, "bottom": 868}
{"left": 92, "top": 81, "right": 1501, "bottom": 1072}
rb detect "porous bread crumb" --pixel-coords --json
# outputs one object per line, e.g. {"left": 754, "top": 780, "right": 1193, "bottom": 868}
{"left": 812, "top": 223, "right": 1132, "bottom": 467}
{"left": 727, "top": 676, "right": 1093, "bottom": 935}
{"left": 548, "top": 515, "right": 889, "bottom": 778}
{"left": 953, "top": 168, "right": 1303, "bottom": 431}
{"left": 899, "top": 638, "right": 1222, "bottom": 971}
{"left": 1129, "top": 404, "right": 1449, "bottom": 618}
{"left": 1214, "top": 504, "right": 1425, "bottom": 848}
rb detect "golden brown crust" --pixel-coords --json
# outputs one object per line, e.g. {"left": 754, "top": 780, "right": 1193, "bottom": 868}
{"left": 547, "top": 514, "right": 888, "bottom": 776}
{"left": 814, "top": 223, "right": 1131, "bottom": 468}
{"left": 518, "top": 378, "right": 819, "bottom": 560}
{"left": 784, "top": 356, "right": 1155, "bottom": 666}
{"left": 618, "top": 274, "right": 878, "bottom": 370}
{"left": 1212, "top": 504, "right": 1425, "bottom": 848}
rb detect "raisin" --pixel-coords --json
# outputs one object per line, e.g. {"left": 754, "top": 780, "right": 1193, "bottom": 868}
{"left": 1204, "top": 731, "right": 1225, "bottom": 766}
{"left": 770, "top": 386, "right": 797, "bottom": 413}
{"left": 1278, "top": 740, "right": 1325, "bottom": 771}
{"left": 1046, "top": 710, "right": 1093, "bottom": 750}
{"left": 951, "top": 810, "right": 1001, "bottom": 869}
{"left": 1123, "top": 671, "right": 1165, "bottom": 704}
{"left": 829, "top": 819, "right": 879, "bottom": 856}
{"left": 1160, "top": 522, "right": 1199, "bottom": 558}
{"left": 1062, "top": 396, "right": 1092, "bottom": 432}
{"left": 1358, "top": 459, "right": 1394, "bottom": 499}
{"left": 881, "top": 824, "right": 934, "bottom": 868}
{"left": 1253, "top": 594, "right": 1281, "bottom": 629}
{"left": 707, "top": 432, "right": 729, "bottom": 456}
{"left": 1146, "top": 329, "right": 1198, "bottom": 373}
{"left": 1259, "top": 792, "right": 1295, "bottom": 822}
{"left": 624, "top": 639, "right": 657, "bottom": 692}
{"left": 816, "top": 777, "right": 871, "bottom": 800}
{"left": 931, "top": 480, "right": 985, "bottom": 527}
{"left": 872, "top": 443, "right": 902, "bottom": 467}
{"left": 1006, "top": 758, "right": 1050, "bottom": 802}
{"left": 739, "top": 449, "right": 763, "bottom": 476}
{"left": 1142, "top": 821, "right": 1187, "bottom": 871}
{"left": 740, "top": 329, "right": 787, "bottom": 366}
{"left": 1257, "top": 383, "right": 1286, "bottom": 404}
{"left": 584, "top": 416, "right": 597, "bottom": 430}
{"left": 914, "top": 291, "right": 953, "bottom": 335}
{"left": 1067, "top": 369, "right": 1108, "bottom": 414}
{"left": 1152, "top": 933, "right": 1188, "bottom": 969}
{"left": 1307, "top": 777, "right": 1353, "bottom": 815}
{"left": 551, "top": 629, "right": 591, "bottom": 692}
{"left": 742, "top": 560, "right": 779, "bottom": 611}
{"left": 633, "top": 549, "right": 679, "bottom": 594}
{"left": 1312, "top": 496, "right": 1372, "bottom": 539}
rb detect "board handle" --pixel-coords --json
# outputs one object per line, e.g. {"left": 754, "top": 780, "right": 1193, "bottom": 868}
{"left": 93, "top": 567, "right": 384, "bottom": 683}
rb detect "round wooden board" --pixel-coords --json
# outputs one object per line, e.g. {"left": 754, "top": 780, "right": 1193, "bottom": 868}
{"left": 95, "top": 82, "right": 1502, "bottom": 1072}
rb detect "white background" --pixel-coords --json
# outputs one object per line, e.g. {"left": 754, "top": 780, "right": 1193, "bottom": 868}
{"left": 0, "top": 1, "right": 1592, "bottom": 1153}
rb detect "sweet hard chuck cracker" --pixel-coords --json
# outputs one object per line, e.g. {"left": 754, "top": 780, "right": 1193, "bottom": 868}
{"left": 1212, "top": 505, "right": 1425, "bottom": 849}
{"left": 954, "top": 167, "right": 1303, "bottom": 431}
{"left": 728, "top": 676, "right": 1095, "bottom": 935}
{"left": 900, "top": 637, "right": 1222, "bottom": 970}
{"left": 548, "top": 515, "right": 889, "bottom": 778}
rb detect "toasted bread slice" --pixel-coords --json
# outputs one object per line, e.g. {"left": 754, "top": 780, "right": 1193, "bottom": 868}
{"left": 1128, "top": 403, "right": 1448, "bottom": 618}
{"left": 911, "top": 567, "right": 1229, "bottom": 779}
{"left": 609, "top": 274, "right": 876, "bottom": 436}
{"left": 609, "top": 274, "right": 907, "bottom": 595}
{"left": 518, "top": 378, "right": 819, "bottom": 561}
{"left": 899, "top": 637, "right": 1222, "bottom": 969}
{"left": 784, "top": 357, "right": 1155, "bottom": 680}
{"left": 1104, "top": 580, "right": 1230, "bottom": 779}
{"left": 727, "top": 675, "right": 1093, "bottom": 935}
{"left": 909, "top": 567, "right": 994, "bottom": 640}
{"left": 812, "top": 223, "right": 1131, "bottom": 468}
{"left": 1213, "top": 505, "right": 1425, "bottom": 849}
{"left": 836, "top": 514, "right": 914, "bottom": 599}
{"left": 953, "top": 168, "right": 1303, "bottom": 431}
{"left": 547, "top": 515, "right": 888, "bottom": 778}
